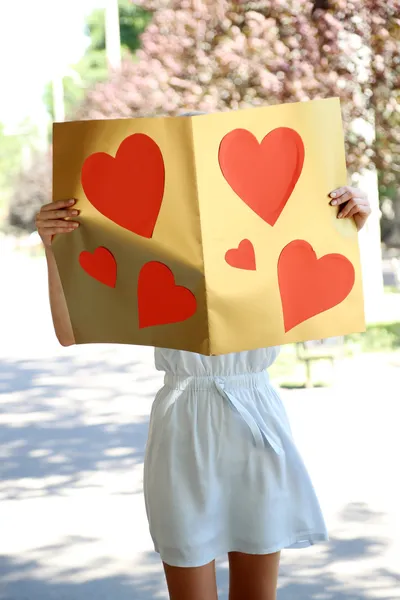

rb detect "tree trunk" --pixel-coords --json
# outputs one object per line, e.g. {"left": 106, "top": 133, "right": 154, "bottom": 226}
{"left": 384, "top": 190, "right": 400, "bottom": 249}
{"left": 105, "top": 0, "right": 121, "bottom": 71}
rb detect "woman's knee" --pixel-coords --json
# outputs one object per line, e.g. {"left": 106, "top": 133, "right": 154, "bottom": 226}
{"left": 163, "top": 560, "right": 218, "bottom": 600}
{"left": 228, "top": 551, "right": 281, "bottom": 600}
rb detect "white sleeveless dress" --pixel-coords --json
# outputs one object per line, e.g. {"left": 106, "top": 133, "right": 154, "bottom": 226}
{"left": 143, "top": 346, "right": 328, "bottom": 567}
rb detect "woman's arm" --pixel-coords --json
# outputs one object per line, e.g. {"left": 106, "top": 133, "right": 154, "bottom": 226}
{"left": 36, "top": 198, "right": 79, "bottom": 346}
{"left": 45, "top": 247, "right": 75, "bottom": 346}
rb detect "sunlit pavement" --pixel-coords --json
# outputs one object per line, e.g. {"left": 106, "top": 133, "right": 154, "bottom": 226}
{"left": 1, "top": 253, "right": 399, "bottom": 599}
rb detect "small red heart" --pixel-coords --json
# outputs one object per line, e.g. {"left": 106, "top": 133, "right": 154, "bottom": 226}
{"left": 225, "top": 239, "right": 256, "bottom": 270}
{"left": 278, "top": 240, "right": 355, "bottom": 332}
{"left": 138, "top": 262, "right": 197, "bottom": 328}
{"left": 79, "top": 247, "right": 117, "bottom": 288}
{"left": 81, "top": 134, "right": 165, "bottom": 238}
{"left": 219, "top": 127, "right": 304, "bottom": 226}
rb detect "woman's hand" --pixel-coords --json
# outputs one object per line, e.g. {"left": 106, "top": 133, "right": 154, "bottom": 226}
{"left": 328, "top": 186, "right": 371, "bottom": 232}
{"left": 36, "top": 199, "right": 80, "bottom": 249}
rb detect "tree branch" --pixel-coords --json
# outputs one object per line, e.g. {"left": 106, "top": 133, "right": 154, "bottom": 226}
{"left": 312, "top": 0, "right": 330, "bottom": 13}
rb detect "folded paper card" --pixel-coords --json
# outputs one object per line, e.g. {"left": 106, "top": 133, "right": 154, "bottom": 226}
{"left": 52, "top": 98, "right": 365, "bottom": 354}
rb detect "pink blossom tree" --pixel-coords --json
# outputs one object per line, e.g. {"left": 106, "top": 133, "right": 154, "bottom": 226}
{"left": 74, "top": 0, "right": 400, "bottom": 243}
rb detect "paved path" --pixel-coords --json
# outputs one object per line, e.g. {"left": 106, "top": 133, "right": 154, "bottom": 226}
{"left": 1, "top": 253, "right": 400, "bottom": 599}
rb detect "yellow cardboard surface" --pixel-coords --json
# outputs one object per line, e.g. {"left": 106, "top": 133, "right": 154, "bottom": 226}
{"left": 52, "top": 98, "right": 365, "bottom": 354}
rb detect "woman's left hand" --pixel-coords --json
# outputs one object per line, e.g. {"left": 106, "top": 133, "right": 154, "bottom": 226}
{"left": 328, "top": 186, "right": 372, "bottom": 231}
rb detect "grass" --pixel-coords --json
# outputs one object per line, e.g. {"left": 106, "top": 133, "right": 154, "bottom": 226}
{"left": 270, "top": 320, "right": 400, "bottom": 388}
{"left": 269, "top": 345, "right": 338, "bottom": 388}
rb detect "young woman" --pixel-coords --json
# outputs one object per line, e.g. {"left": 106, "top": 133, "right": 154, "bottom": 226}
{"left": 37, "top": 163, "right": 371, "bottom": 600}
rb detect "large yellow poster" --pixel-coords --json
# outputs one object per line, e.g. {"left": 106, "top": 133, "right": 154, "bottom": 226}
{"left": 52, "top": 98, "right": 365, "bottom": 355}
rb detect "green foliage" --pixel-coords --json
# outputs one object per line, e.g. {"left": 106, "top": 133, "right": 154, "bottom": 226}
{"left": 0, "top": 121, "right": 39, "bottom": 221}
{"left": 9, "top": 1, "right": 151, "bottom": 232}
{"left": 8, "top": 150, "right": 51, "bottom": 232}
{"left": 43, "top": 0, "right": 150, "bottom": 120}
{"left": 347, "top": 323, "right": 400, "bottom": 352}
{"left": 43, "top": 76, "right": 85, "bottom": 124}
{"left": 0, "top": 124, "right": 23, "bottom": 213}
{"left": 86, "top": 0, "right": 151, "bottom": 53}
{"left": 270, "top": 321, "right": 400, "bottom": 387}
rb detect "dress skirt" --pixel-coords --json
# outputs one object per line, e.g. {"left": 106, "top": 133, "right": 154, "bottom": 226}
{"left": 143, "top": 347, "right": 328, "bottom": 567}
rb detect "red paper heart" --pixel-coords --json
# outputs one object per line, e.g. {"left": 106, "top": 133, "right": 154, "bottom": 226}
{"left": 79, "top": 247, "right": 117, "bottom": 288}
{"left": 138, "top": 262, "right": 197, "bottom": 328}
{"left": 219, "top": 127, "right": 304, "bottom": 226}
{"left": 81, "top": 134, "right": 165, "bottom": 238}
{"left": 278, "top": 240, "right": 355, "bottom": 332}
{"left": 225, "top": 239, "right": 256, "bottom": 270}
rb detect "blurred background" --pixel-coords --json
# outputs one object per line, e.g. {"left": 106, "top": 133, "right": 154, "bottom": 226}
{"left": 0, "top": 1, "right": 399, "bottom": 599}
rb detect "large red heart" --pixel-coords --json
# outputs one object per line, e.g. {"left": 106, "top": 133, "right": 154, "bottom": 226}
{"left": 138, "top": 262, "right": 197, "bottom": 328}
{"left": 225, "top": 239, "right": 256, "bottom": 270}
{"left": 219, "top": 127, "right": 304, "bottom": 226}
{"left": 278, "top": 240, "right": 355, "bottom": 332}
{"left": 81, "top": 134, "right": 165, "bottom": 238}
{"left": 79, "top": 246, "right": 117, "bottom": 288}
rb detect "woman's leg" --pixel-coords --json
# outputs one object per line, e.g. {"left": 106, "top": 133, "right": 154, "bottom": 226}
{"left": 228, "top": 551, "right": 281, "bottom": 600}
{"left": 163, "top": 560, "right": 218, "bottom": 600}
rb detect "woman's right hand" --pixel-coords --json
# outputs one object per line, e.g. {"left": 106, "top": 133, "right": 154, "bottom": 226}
{"left": 36, "top": 199, "right": 80, "bottom": 249}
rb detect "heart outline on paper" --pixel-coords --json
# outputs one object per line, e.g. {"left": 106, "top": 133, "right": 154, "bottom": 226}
{"left": 81, "top": 133, "right": 165, "bottom": 238}
{"left": 79, "top": 246, "right": 117, "bottom": 288}
{"left": 225, "top": 239, "right": 256, "bottom": 271}
{"left": 138, "top": 261, "right": 197, "bottom": 328}
{"left": 219, "top": 127, "right": 305, "bottom": 227}
{"left": 278, "top": 239, "right": 355, "bottom": 332}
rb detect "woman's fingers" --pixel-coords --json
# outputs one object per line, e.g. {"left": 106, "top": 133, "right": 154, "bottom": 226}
{"left": 327, "top": 186, "right": 370, "bottom": 231}
{"left": 337, "top": 198, "right": 357, "bottom": 218}
{"left": 342, "top": 205, "right": 360, "bottom": 219}
{"left": 47, "top": 226, "right": 78, "bottom": 236}
{"left": 41, "top": 198, "right": 76, "bottom": 212}
{"left": 331, "top": 191, "right": 353, "bottom": 206}
{"left": 36, "top": 199, "right": 79, "bottom": 247}
{"left": 38, "top": 208, "right": 79, "bottom": 221}
{"left": 38, "top": 219, "right": 79, "bottom": 229}
{"left": 329, "top": 186, "right": 367, "bottom": 206}
{"left": 329, "top": 187, "right": 354, "bottom": 206}
{"left": 329, "top": 186, "right": 349, "bottom": 199}
{"left": 36, "top": 199, "right": 80, "bottom": 241}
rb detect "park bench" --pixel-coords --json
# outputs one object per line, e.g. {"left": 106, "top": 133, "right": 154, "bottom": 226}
{"left": 296, "top": 337, "right": 345, "bottom": 388}
{"left": 382, "top": 258, "right": 400, "bottom": 291}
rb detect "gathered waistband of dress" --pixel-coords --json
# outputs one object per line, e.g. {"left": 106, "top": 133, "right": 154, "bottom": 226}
{"left": 164, "top": 370, "right": 270, "bottom": 391}
{"left": 163, "top": 370, "right": 282, "bottom": 454}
